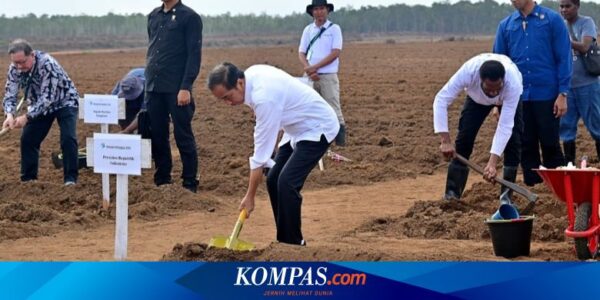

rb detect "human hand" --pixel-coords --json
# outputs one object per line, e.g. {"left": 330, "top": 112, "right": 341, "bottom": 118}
{"left": 304, "top": 65, "right": 318, "bottom": 75}
{"left": 239, "top": 194, "right": 255, "bottom": 218}
{"left": 483, "top": 163, "right": 497, "bottom": 183}
{"left": 309, "top": 73, "right": 320, "bottom": 81}
{"left": 3, "top": 114, "right": 15, "bottom": 129}
{"left": 440, "top": 141, "right": 455, "bottom": 161}
{"left": 177, "top": 90, "right": 191, "bottom": 106}
{"left": 13, "top": 115, "right": 28, "bottom": 128}
{"left": 483, "top": 155, "right": 499, "bottom": 182}
{"left": 554, "top": 94, "right": 567, "bottom": 118}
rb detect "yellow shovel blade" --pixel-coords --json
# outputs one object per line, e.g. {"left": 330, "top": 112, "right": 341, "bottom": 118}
{"left": 208, "top": 209, "right": 255, "bottom": 251}
{"left": 208, "top": 235, "right": 255, "bottom": 251}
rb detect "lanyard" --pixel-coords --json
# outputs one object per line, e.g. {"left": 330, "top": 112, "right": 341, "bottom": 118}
{"left": 306, "top": 23, "right": 333, "bottom": 54}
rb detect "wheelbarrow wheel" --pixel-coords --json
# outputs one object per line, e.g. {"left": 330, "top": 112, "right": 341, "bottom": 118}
{"left": 574, "top": 202, "right": 596, "bottom": 260}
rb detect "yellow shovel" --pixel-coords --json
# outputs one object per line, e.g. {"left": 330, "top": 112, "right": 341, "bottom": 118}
{"left": 208, "top": 209, "right": 255, "bottom": 251}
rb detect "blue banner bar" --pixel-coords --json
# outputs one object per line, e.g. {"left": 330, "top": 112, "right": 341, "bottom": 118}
{"left": 0, "top": 262, "right": 593, "bottom": 299}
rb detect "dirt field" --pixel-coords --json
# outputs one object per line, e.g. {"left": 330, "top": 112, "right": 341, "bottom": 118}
{"left": 0, "top": 40, "right": 596, "bottom": 261}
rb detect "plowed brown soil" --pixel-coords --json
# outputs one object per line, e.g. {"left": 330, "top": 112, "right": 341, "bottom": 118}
{"left": 0, "top": 39, "right": 595, "bottom": 261}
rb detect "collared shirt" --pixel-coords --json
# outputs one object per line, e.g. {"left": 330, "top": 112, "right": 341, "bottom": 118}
{"left": 145, "top": 0, "right": 202, "bottom": 93}
{"left": 111, "top": 67, "right": 146, "bottom": 110}
{"left": 3, "top": 51, "right": 79, "bottom": 119}
{"left": 567, "top": 15, "right": 599, "bottom": 88}
{"left": 433, "top": 53, "right": 523, "bottom": 156}
{"left": 244, "top": 65, "right": 340, "bottom": 170}
{"left": 493, "top": 4, "right": 572, "bottom": 101}
{"left": 299, "top": 20, "right": 343, "bottom": 74}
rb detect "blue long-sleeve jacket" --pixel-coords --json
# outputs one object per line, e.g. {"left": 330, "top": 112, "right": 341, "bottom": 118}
{"left": 493, "top": 4, "right": 572, "bottom": 101}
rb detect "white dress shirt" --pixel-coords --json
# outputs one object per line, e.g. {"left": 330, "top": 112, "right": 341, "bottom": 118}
{"left": 433, "top": 53, "right": 523, "bottom": 156}
{"left": 244, "top": 65, "right": 340, "bottom": 170}
{"left": 299, "top": 20, "right": 343, "bottom": 74}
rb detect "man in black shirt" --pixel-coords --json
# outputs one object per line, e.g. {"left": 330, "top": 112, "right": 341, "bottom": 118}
{"left": 146, "top": 0, "right": 202, "bottom": 193}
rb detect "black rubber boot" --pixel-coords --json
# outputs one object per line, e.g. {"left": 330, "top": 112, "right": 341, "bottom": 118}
{"left": 444, "top": 162, "right": 469, "bottom": 200}
{"left": 499, "top": 166, "right": 518, "bottom": 204}
{"left": 182, "top": 179, "right": 199, "bottom": 193}
{"left": 335, "top": 124, "right": 346, "bottom": 147}
{"left": 563, "top": 140, "right": 576, "bottom": 165}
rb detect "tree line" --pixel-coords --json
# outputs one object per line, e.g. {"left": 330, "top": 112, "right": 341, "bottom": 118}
{"left": 0, "top": 0, "right": 598, "bottom": 49}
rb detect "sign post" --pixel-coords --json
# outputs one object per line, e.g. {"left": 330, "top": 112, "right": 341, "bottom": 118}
{"left": 79, "top": 94, "right": 125, "bottom": 209}
{"left": 86, "top": 133, "right": 151, "bottom": 260}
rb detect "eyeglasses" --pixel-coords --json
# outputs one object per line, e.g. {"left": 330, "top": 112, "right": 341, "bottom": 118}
{"left": 12, "top": 55, "right": 31, "bottom": 67}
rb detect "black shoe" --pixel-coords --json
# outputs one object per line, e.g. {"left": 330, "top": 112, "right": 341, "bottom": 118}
{"left": 183, "top": 179, "right": 199, "bottom": 193}
{"left": 443, "top": 190, "right": 460, "bottom": 201}
{"left": 155, "top": 178, "right": 173, "bottom": 186}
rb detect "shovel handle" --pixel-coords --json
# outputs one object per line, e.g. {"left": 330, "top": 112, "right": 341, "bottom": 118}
{"left": 227, "top": 209, "right": 247, "bottom": 245}
{"left": 455, "top": 154, "right": 538, "bottom": 203}
{"left": 239, "top": 209, "right": 247, "bottom": 221}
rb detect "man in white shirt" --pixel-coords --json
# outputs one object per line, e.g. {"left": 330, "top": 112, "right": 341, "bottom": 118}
{"left": 433, "top": 53, "right": 523, "bottom": 202}
{"left": 299, "top": 0, "right": 346, "bottom": 146}
{"left": 207, "top": 62, "right": 339, "bottom": 246}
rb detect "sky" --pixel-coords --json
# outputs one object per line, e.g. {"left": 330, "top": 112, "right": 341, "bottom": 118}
{"left": 4, "top": 0, "right": 497, "bottom": 17}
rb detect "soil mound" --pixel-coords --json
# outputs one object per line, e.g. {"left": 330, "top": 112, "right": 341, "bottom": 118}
{"left": 162, "top": 242, "right": 388, "bottom": 262}
{"left": 354, "top": 181, "right": 568, "bottom": 242}
{"left": 0, "top": 179, "right": 222, "bottom": 242}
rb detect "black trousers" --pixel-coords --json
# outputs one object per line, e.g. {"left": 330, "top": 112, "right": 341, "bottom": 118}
{"left": 266, "top": 135, "right": 330, "bottom": 245}
{"left": 21, "top": 106, "right": 78, "bottom": 183}
{"left": 521, "top": 100, "right": 565, "bottom": 186}
{"left": 452, "top": 96, "right": 523, "bottom": 167}
{"left": 146, "top": 92, "right": 198, "bottom": 186}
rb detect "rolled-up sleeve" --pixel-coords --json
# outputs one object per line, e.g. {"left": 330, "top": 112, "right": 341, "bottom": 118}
{"left": 249, "top": 100, "right": 283, "bottom": 170}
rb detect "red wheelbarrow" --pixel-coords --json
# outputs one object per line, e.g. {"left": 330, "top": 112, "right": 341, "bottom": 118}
{"left": 536, "top": 168, "right": 600, "bottom": 260}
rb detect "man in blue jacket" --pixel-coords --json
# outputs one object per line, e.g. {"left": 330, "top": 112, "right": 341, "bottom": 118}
{"left": 494, "top": 0, "right": 572, "bottom": 186}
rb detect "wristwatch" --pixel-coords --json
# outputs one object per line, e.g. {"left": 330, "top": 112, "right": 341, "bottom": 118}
{"left": 560, "top": 92, "right": 568, "bottom": 97}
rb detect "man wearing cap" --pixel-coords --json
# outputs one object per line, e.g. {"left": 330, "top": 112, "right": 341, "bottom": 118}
{"left": 2, "top": 39, "right": 79, "bottom": 186}
{"left": 146, "top": 0, "right": 202, "bottom": 193}
{"left": 111, "top": 68, "right": 148, "bottom": 135}
{"left": 299, "top": 0, "right": 346, "bottom": 146}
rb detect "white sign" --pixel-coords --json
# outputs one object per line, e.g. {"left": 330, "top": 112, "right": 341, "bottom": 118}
{"left": 84, "top": 94, "right": 119, "bottom": 124}
{"left": 93, "top": 133, "right": 141, "bottom": 175}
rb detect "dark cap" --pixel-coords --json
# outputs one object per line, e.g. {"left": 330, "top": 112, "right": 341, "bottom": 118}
{"left": 118, "top": 75, "right": 144, "bottom": 100}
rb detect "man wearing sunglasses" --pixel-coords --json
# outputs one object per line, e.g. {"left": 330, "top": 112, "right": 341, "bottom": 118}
{"left": 433, "top": 53, "right": 523, "bottom": 203}
{"left": 2, "top": 39, "right": 79, "bottom": 186}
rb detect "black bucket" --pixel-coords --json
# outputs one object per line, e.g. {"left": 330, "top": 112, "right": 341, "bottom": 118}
{"left": 485, "top": 216, "right": 535, "bottom": 258}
